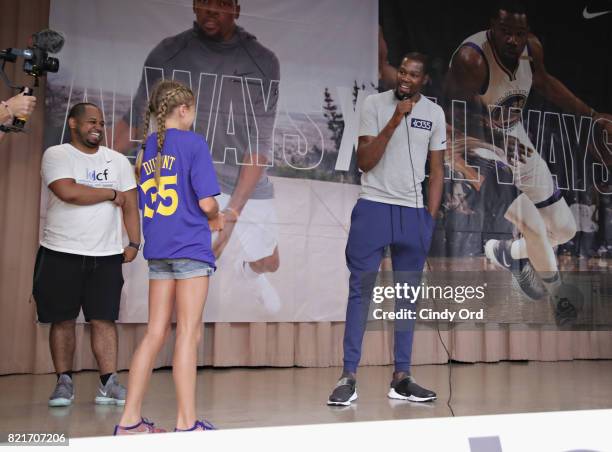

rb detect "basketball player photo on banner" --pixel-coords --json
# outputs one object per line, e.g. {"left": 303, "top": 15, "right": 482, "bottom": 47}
{"left": 379, "top": 0, "right": 612, "bottom": 329}
{"left": 43, "top": 0, "right": 378, "bottom": 322}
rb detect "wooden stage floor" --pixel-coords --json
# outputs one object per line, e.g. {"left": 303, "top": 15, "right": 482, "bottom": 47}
{"left": 1, "top": 361, "right": 611, "bottom": 438}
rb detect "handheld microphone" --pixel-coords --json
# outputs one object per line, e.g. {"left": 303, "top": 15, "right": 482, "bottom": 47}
{"left": 394, "top": 90, "right": 412, "bottom": 101}
{"left": 394, "top": 90, "right": 413, "bottom": 116}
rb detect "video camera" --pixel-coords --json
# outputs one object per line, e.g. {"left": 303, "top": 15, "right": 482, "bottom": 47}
{"left": 0, "top": 29, "right": 64, "bottom": 133}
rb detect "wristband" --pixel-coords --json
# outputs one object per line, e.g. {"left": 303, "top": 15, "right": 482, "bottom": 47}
{"left": 127, "top": 241, "right": 141, "bottom": 251}
{"left": 224, "top": 206, "right": 240, "bottom": 219}
{"left": 110, "top": 189, "right": 117, "bottom": 201}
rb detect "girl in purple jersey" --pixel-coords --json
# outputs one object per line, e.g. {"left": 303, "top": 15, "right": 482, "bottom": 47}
{"left": 115, "top": 80, "right": 224, "bottom": 434}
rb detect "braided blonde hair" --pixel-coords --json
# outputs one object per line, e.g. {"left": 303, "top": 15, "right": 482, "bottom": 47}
{"left": 135, "top": 80, "right": 195, "bottom": 185}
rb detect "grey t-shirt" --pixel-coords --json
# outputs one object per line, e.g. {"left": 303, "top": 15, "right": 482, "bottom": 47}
{"left": 127, "top": 23, "right": 280, "bottom": 199}
{"left": 359, "top": 90, "right": 446, "bottom": 207}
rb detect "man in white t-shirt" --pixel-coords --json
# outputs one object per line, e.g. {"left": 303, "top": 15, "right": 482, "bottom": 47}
{"left": 328, "top": 53, "right": 445, "bottom": 406}
{"left": 34, "top": 103, "right": 140, "bottom": 407}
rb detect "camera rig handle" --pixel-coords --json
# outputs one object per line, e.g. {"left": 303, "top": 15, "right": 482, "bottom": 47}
{"left": 11, "top": 86, "right": 34, "bottom": 131}
{"left": 1, "top": 52, "right": 37, "bottom": 133}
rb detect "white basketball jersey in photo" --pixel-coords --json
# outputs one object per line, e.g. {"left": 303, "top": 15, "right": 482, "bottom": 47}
{"left": 452, "top": 30, "right": 533, "bottom": 131}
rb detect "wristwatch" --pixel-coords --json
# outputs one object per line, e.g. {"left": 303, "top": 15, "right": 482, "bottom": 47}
{"left": 127, "top": 241, "right": 142, "bottom": 251}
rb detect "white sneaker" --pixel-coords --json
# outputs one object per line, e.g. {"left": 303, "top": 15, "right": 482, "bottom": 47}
{"left": 235, "top": 260, "right": 282, "bottom": 314}
{"left": 253, "top": 274, "right": 281, "bottom": 313}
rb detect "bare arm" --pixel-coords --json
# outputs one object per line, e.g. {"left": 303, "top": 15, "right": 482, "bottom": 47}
{"left": 529, "top": 35, "right": 593, "bottom": 117}
{"left": 1, "top": 93, "right": 38, "bottom": 142}
{"left": 199, "top": 196, "right": 224, "bottom": 232}
{"left": 224, "top": 153, "right": 266, "bottom": 214}
{"left": 49, "top": 178, "right": 122, "bottom": 206}
{"left": 443, "top": 45, "right": 489, "bottom": 133}
{"left": 225, "top": 55, "right": 280, "bottom": 215}
{"left": 113, "top": 119, "right": 137, "bottom": 155}
{"left": 121, "top": 188, "right": 140, "bottom": 243}
{"left": 1, "top": 93, "right": 37, "bottom": 123}
{"left": 444, "top": 45, "right": 532, "bottom": 166}
{"left": 0, "top": 106, "right": 11, "bottom": 124}
{"left": 120, "top": 188, "right": 140, "bottom": 262}
{"left": 211, "top": 153, "right": 259, "bottom": 257}
{"left": 357, "top": 99, "right": 415, "bottom": 172}
{"left": 378, "top": 27, "right": 398, "bottom": 91}
{"left": 199, "top": 196, "right": 219, "bottom": 219}
{"left": 427, "top": 150, "right": 444, "bottom": 217}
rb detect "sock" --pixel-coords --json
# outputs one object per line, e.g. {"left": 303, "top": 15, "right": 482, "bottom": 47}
{"left": 540, "top": 271, "right": 562, "bottom": 296}
{"left": 100, "top": 373, "right": 113, "bottom": 386}
{"left": 510, "top": 239, "right": 527, "bottom": 260}
{"left": 340, "top": 370, "right": 356, "bottom": 380}
{"left": 57, "top": 371, "right": 72, "bottom": 381}
{"left": 392, "top": 370, "right": 410, "bottom": 385}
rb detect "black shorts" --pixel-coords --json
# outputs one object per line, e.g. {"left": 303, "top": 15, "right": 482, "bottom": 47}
{"left": 32, "top": 246, "right": 124, "bottom": 323}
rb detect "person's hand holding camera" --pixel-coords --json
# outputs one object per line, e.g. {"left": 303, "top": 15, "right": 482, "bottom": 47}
{"left": 1, "top": 92, "right": 37, "bottom": 125}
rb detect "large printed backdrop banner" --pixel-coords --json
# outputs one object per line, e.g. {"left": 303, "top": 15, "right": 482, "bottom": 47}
{"left": 43, "top": 0, "right": 378, "bottom": 322}
{"left": 42, "top": 0, "right": 612, "bottom": 325}
{"left": 377, "top": 0, "right": 612, "bottom": 329}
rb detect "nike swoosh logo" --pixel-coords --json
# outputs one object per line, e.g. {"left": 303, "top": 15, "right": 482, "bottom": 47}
{"left": 106, "top": 160, "right": 112, "bottom": 163}
{"left": 99, "top": 390, "right": 108, "bottom": 397}
{"left": 583, "top": 7, "right": 612, "bottom": 19}
{"left": 501, "top": 253, "right": 511, "bottom": 268}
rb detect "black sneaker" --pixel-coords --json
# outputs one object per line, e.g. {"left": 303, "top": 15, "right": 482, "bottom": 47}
{"left": 554, "top": 297, "right": 579, "bottom": 327}
{"left": 514, "top": 260, "right": 547, "bottom": 300}
{"left": 388, "top": 375, "right": 436, "bottom": 402}
{"left": 327, "top": 376, "right": 357, "bottom": 406}
{"left": 485, "top": 239, "right": 546, "bottom": 300}
{"left": 551, "top": 283, "right": 584, "bottom": 327}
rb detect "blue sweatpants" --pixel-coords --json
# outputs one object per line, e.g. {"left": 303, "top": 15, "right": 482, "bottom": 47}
{"left": 342, "top": 198, "right": 434, "bottom": 374}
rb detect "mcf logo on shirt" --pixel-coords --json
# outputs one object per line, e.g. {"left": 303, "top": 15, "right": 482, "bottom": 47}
{"left": 86, "top": 168, "right": 110, "bottom": 181}
{"left": 411, "top": 118, "right": 433, "bottom": 131}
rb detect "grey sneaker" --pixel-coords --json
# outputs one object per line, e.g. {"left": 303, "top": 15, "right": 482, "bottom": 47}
{"left": 49, "top": 374, "right": 74, "bottom": 407}
{"left": 327, "top": 376, "right": 357, "bottom": 406}
{"left": 95, "top": 373, "right": 126, "bottom": 406}
{"left": 388, "top": 375, "right": 436, "bottom": 402}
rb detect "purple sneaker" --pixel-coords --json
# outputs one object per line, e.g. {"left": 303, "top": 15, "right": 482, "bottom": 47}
{"left": 113, "top": 417, "right": 166, "bottom": 435}
{"left": 174, "top": 419, "right": 217, "bottom": 432}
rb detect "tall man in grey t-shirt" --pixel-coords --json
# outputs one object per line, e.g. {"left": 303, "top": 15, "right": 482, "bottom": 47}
{"left": 327, "top": 53, "right": 445, "bottom": 406}
{"left": 114, "top": 0, "right": 282, "bottom": 312}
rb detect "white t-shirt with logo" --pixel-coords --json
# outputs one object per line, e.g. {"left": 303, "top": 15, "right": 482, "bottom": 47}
{"left": 41, "top": 143, "right": 136, "bottom": 256}
{"left": 359, "top": 90, "right": 446, "bottom": 208}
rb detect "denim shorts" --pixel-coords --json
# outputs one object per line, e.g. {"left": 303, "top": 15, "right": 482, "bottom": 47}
{"left": 148, "top": 258, "right": 215, "bottom": 280}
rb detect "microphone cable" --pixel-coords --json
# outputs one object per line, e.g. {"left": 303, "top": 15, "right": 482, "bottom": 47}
{"left": 403, "top": 110, "right": 455, "bottom": 417}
